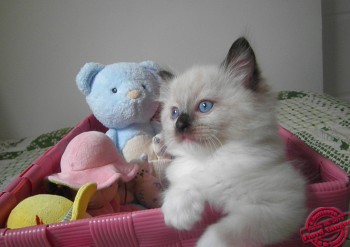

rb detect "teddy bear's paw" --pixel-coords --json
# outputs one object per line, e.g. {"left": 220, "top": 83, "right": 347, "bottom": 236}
{"left": 140, "top": 153, "right": 148, "bottom": 161}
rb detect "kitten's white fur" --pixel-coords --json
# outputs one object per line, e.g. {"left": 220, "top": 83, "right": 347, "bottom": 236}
{"left": 160, "top": 46, "right": 306, "bottom": 246}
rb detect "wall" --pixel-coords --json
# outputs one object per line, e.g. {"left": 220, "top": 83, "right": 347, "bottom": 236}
{"left": 0, "top": 0, "right": 323, "bottom": 139}
{"left": 322, "top": 0, "right": 350, "bottom": 102}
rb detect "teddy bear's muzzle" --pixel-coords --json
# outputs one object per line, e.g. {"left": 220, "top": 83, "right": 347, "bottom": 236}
{"left": 127, "top": 90, "right": 141, "bottom": 99}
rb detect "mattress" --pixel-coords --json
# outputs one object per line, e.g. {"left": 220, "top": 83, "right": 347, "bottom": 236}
{"left": 277, "top": 91, "right": 350, "bottom": 173}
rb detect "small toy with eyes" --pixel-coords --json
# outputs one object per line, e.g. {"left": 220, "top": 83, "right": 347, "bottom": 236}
{"left": 76, "top": 61, "right": 173, "bottom": 162}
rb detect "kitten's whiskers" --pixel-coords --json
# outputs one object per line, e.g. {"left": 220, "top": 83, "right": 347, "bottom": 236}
{"left": 194, "top": 125, "right": 223, "bottom": 153}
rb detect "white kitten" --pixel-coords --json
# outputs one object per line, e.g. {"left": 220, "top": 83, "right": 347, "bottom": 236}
{"left": 160, "top": 37, "right": 306, "bottom": 247}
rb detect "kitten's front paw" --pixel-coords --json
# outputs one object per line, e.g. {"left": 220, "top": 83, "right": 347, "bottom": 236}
{"left": 161, "top": 190, "right": 204, "bottom": 231}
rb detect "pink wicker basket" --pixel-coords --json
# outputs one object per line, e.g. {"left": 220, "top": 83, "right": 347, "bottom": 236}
{"left": 0, "top": 114, "right": 349, "bottom": 247}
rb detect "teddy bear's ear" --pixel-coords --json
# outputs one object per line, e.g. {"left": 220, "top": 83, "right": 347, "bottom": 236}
{"left": 139, "top": 60, "right": 161, "bottom": 72}
{"left": 140, "top": 61, "right": 174, "bottom": 81}
{"left": 76, "top": 63, "right": 105, "bottom": 95}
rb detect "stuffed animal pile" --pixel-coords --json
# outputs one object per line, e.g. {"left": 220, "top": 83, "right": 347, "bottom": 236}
{"left": 6, "top": 60, "right": 174, "bottom": 229}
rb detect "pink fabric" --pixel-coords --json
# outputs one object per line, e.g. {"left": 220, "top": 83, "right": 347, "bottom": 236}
{"left": 48, "top": 131, "right": 138, "bottom": 190}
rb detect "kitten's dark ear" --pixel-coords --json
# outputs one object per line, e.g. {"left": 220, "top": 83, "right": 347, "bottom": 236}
{"left": 221, "top": 37, "right": 261, "bottom": 91}
{"left": 158, "top": 70, "right": 174, "bottom": 81}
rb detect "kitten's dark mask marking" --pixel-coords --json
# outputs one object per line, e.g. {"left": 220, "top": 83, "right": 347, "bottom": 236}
{"left": 175, "top": 113, "right": 191, "bottom": 133}
{"left": 221, "top": 37, "right": 261, "bottom": 91}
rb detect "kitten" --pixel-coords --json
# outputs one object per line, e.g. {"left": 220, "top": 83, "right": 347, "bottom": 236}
{"left": 160, "top": 37, "right": 306, "bottom": 247}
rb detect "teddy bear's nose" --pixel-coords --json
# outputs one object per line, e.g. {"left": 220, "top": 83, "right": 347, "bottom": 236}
{"left": 127, "top": 90, "right": 141, "bottom": 99}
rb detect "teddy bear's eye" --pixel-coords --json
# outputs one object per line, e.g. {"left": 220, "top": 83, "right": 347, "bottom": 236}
{"left": 111, "top": 88, "right": 117, "bottom": 93}
{"left": 141, "top": 84, "right": 146, "bottom": 90}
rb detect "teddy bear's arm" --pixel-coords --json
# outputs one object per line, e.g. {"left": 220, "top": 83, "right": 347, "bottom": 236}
{"left": 105, "top": 129, "right": 120, "bottom": 150}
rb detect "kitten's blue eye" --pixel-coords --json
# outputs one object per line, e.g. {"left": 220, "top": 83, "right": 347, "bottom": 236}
{"left": 198, "top": 100, "right": 213, "bottom": 113}
{"left": 171, "top": 107, "right": 180, "bottom": 119}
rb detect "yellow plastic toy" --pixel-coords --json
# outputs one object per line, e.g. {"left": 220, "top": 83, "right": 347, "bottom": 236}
{"left": 6, "top": 183, "right": 97, "bottom": 229}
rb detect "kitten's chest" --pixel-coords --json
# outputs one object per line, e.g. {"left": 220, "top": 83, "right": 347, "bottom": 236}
{"left": 169, "top": 155, "right": 240, "bottom": 188}
{"left": 173, "top": 154, "right": 253, "bottom": 199}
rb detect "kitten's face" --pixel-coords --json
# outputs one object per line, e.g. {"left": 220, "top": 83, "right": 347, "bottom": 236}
{"left": 160, "top": 37, "right": 272, "bottom": 156}
{"left": 161, "top": 66, "right": 257, "bottom": 156}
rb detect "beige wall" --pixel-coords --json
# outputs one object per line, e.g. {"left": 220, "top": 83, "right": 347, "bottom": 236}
{"left": 0, "top": 0, "right": 323, "bottom": 139}
{"left": 322, "top": 0, "right": 350, "bottom": 102}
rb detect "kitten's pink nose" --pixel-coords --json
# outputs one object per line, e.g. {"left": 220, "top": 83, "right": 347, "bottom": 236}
{"left": 127, "top": 90, "right": 141, "bottom": 99}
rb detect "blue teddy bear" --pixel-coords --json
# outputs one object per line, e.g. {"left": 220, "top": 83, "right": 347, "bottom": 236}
{"left": 76, "top": 61, "right": 172, "bottom": 161}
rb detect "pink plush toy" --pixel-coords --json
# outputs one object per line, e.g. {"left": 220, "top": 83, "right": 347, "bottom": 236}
{"left": 48, "top": 131, "right": 139, "bottom": 216}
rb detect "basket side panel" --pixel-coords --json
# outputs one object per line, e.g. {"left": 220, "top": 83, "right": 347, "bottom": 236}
{"left": 4, "top": 225, "right": 51, "bottom": 247}
{"left": 47, "top": 220, "right": 94, "bottom": 247}
{"left": 0, "top": 178, "right": 32, "bottom": 228}
{"left": 307, "top": 186, "right": 350, "bottom": 212}
{"left": 280, "top": 126, "right": 350, "bottom": 212}
{"left": 133, "top": 209, "right": 181, "bottom": 246}
{"left": 0, "top": 228, "right": 6, "bottom": 247}
{"left": 89, "top": 214, "right": 138, "bottom": 247}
